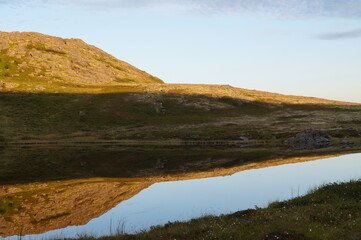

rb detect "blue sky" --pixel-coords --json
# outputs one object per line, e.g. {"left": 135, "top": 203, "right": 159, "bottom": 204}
{"left": 1, "top": 0, "right": 361, "bottom": 102}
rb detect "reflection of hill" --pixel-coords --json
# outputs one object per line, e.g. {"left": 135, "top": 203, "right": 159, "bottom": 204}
{"left": 0, "top": 178, "right": 152, "bottom": 237}
{"left": 153, "top": 153, "right": 347, "bottom": 182}
{"left": 0, "top": 152, "right": 353, "bottom": 237}
{"left": 2, "top": 146, "right": 361, "bottom": 185}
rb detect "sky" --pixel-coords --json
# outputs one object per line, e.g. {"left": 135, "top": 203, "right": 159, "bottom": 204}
{"left": 1, "top": 0, "right": 361, "bottom": 103}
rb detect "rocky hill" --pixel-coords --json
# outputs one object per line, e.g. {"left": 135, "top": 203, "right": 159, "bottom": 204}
{"left": 0, "top": 31, "right": 163, "bottom": 90}
{"left": 0, "top": 31, "right": 360, "bottom": 143}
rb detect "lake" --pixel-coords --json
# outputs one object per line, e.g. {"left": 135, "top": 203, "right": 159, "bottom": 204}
{"left": 1, "top": 148, "right": 361, "bottom": 239}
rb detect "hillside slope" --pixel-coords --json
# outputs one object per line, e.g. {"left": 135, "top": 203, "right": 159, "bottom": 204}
{"left": 0, "top": 31, "right": 163, "bottom": 89}
{"left": 0, "top": 31, "right": 360, "bottom": 142}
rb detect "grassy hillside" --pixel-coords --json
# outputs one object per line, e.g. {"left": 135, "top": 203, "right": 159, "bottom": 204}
{"left": 0, "top": 31, "right": 360, "bottom": 143}
{"left": 0, "top": 31, "right": 163, "bottom": 87}
{"left": 0, "top": 88, "right": 360, "bottom": 142}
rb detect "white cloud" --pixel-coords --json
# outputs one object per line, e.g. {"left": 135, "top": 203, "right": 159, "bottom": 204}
{"left": 317, "top": 28, "right": 361, "bottom": 39}
{"left": 2, "top": 0, "right": 361, "bottom": 18}
{"left": 185, "top": 0, "right": 361, "bottom": 18}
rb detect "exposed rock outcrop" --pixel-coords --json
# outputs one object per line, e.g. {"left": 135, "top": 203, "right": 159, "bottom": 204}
{"left": 0, "top": 31, "right": 163, "bottom": 86}
{"left": 285, "top": 129, "right": 332, "bottom": 149}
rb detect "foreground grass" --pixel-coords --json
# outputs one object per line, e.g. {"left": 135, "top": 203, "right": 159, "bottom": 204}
{"left": 55, "top": 180, "right": 361, "bottom": 240}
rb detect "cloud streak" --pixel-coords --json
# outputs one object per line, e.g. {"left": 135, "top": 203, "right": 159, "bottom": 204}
{"left": 2, "top": 0, "right": 361, "bottom": 18}
{"left": 317, "top": 28, "right": 361, "bottom": 40}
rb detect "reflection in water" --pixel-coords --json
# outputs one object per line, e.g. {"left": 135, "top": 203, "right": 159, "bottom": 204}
{"left": 0, "top": 178, "right": 151, "bottom": 238}
{"left": 1, "top": 152, "right": 361, "bottom": 239}
{"left": 0, "top": 146, "right": 299, "bottom": 185}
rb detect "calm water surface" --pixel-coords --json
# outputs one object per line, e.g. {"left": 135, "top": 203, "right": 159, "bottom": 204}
{"left": 4, "top": 153, "right": 361, "bottom": 240}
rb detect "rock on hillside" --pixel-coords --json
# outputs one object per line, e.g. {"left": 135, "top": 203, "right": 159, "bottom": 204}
{"left": 0, "top": 31, "right": 163, "bottom": 86}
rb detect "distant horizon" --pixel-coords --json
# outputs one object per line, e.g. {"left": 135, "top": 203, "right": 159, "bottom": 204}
{"left": 1, "top": 0, "right": 361, "bottom": 103}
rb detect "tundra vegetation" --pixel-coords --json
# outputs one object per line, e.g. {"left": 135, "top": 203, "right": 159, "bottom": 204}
{"left": 0, "top": 31, "right": 361, "bottom": 145}
{"left": 0, "top": 31, "right": 361, "bottom": 240}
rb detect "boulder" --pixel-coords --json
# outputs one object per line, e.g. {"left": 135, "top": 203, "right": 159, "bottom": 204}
{"left": 0, "top": 81, "right": 19, "bottom": 90}
{"left": 340, "top": 139, "right": 354, "bottom": 146}
{"left": 238, "top": 136, "right": 249, "bottom": 141}
{"left": 285, "top": 129, "right": 332, "bottom": 149}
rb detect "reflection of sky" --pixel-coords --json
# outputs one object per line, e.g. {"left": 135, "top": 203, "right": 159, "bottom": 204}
{"left": 5, "top": 153, "right": 361, "bottom": 240}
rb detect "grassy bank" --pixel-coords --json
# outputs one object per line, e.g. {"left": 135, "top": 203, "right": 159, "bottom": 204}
{"left": 0, "top": 86, "right": 360, "bottom": 142}
{"left": 54, "top": 180, "right": 361, "bottom": 240}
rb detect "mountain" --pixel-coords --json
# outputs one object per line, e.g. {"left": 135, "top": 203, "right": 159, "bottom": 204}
{"left": 0, "top": 31, "right": 360, "bottom": 143}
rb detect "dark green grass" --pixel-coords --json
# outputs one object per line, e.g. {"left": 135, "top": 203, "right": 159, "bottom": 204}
{"left": 51, "top": 180, "right": 361, "bottom": 240}
{"left": 2, "top": 88, "right": 359, "bottom": 143}
{"left": 26, "top": 42, "right": 66, "bottom": 55}
{"left": 0, "top": 51, "right": 19, "bottom": 77}
{"left": 0, "top": 91, "right": 276, "bottom": 141}
{"left": 0, "top": 195, "right": 22, "bottom": 219}
{"left": 114, "top": 77, "right": 137, "bottom": 83}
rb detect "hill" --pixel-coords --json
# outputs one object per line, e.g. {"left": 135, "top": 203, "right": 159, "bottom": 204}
{"left": 0, "top": 31, "right": 360, "bottom": 143}
{"left": 0, "top": 31, "right": 163, "bottom": 90}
